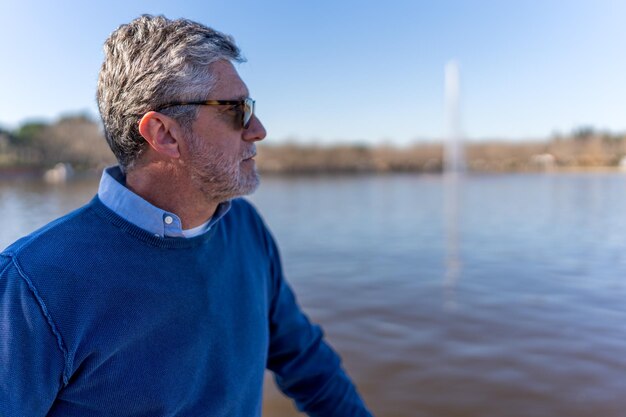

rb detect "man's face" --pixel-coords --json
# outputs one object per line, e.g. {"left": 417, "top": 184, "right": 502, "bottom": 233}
{"left": 184, "top": 60, "right": 266, "bottom": 202}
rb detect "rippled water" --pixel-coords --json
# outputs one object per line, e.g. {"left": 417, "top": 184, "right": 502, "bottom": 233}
{"left": 2, "top": 173, "right": 626, "bottom": 417}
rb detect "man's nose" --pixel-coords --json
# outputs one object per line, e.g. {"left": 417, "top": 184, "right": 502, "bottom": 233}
{"left": 243, "top": 115, "right": 266, "bottom": 142}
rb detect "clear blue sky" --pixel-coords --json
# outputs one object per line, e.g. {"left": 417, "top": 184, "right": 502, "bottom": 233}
{"left": 1, "top": 0, "right": 625, "bottom": 144}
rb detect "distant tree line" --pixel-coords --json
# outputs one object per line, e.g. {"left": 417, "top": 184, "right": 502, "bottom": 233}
{"left": 259, "top": 126, "right": 626, "bottom": 173}
{"left": 1, "top": 116, "right": 625, "bottom": 175}
{"left": 0, "top": 114, "right": 116, "bottom": 171}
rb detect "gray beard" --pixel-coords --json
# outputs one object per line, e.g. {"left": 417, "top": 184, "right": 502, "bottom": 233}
{"left": 187, "top": 137, "right": 259, "bottom": 202}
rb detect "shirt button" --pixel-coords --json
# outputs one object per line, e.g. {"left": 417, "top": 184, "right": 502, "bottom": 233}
{"left": 164, "top": 215, "right": 173, "bottom": 225}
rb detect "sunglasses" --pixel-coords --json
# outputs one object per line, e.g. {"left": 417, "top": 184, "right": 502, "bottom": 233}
{"left": 155, "top": 97, "right": 255, "bottom": 129}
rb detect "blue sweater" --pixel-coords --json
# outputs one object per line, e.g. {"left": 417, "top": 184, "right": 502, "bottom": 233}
{"left": 0, "top": 197, "right": 372, "bottom": 417}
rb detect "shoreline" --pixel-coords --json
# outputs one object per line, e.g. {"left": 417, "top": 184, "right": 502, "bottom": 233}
{"left": 2, "top": 165, "right": 625, "bottom": 183}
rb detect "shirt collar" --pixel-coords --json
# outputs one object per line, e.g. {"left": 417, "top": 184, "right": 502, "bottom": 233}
{"left": 97, "top": 166, "right": 231, "bottom": 238}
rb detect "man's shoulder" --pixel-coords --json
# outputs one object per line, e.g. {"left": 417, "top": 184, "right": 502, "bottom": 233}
{"left": 2, "top": 198, "right": 101, "bottom": 261}
{"left": 224, "top": 197, "right": 275, "bottom": 250}
{"left": 226, "top": 197, "right": 266, "bottom": 227}
{"left": 1, "top": 197, "right": 129, "bottom": 309}
{"left": 229, "top": 197, "right": 259, "bottom": 215}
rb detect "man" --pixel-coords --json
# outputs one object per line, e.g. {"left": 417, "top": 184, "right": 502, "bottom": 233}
{"left": 0, "top": 15, "right": 373, "bottom": 417}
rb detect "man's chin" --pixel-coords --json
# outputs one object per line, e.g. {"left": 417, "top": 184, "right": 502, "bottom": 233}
{"left": 239, "top": 172, "right": 260, "bottom": 196}
{"left": 226, "top": 171, "right": 260, "bottom": 200}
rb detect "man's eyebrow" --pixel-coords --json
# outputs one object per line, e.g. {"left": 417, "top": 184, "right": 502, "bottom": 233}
{"left": 216, "top": 94, "right": 248, "bottom": 101}
{"left": 235, "top": 91, "right": 250, "bottom": 100}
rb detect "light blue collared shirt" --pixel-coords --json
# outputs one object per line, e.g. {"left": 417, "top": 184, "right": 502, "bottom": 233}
{"left": 97, "top": 166, "right": 231, "bottom": 238}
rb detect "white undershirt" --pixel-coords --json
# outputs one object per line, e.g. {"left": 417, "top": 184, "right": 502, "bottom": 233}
{"left": 181, "top": 218, "right": 212, "bottom": 238}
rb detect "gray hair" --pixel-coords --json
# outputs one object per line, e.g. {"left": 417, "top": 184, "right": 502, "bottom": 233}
{"left": 96, "top": 15, "right": 244, "bottom": 171}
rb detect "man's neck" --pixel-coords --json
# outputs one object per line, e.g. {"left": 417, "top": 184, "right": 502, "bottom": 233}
{"left": 125, "top": 163, "right": 219, "bottom": 230}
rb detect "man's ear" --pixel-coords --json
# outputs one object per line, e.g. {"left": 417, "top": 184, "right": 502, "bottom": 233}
{"left": 138, "top": 111, "right": 184, "bottom": 159}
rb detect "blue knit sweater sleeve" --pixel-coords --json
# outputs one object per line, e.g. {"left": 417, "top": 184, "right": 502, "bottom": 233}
{"left": 262, "top": 230, "right": 373, "bottom": 417}
{"left": 0, "top": 253, "right": 66, "bottom": 417}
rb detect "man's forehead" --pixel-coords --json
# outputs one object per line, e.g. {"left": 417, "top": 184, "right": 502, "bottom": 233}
{"left": 208, "top": 60, "right": 249, "bottom": 99}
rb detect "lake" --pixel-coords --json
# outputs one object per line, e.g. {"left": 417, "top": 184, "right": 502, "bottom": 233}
{"left": 2, "top": 172, "right": 626, "bottom": 417}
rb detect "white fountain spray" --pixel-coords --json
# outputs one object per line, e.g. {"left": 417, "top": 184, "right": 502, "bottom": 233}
{"left": 444, "top": 60, "right": 465, "bottom": 173}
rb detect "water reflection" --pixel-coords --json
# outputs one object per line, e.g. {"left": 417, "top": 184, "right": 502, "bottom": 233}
{"left": 443, "top": 171, "right": 462, "bottom": 311}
